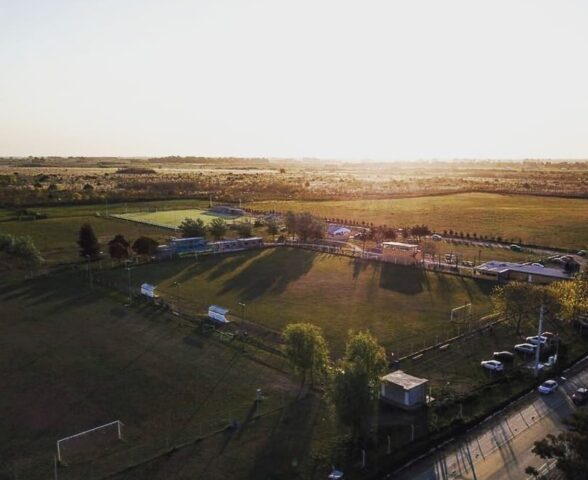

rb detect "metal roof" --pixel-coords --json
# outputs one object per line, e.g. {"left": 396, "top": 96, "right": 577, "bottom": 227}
{"left": 209, "top": 305, "right": 229, "bottom": 315}
{"left": 475, "top": 261, "right": 571, "bottom": 279}
{"left": 170, "top": 237, "right": 206, "bottom": 243}
{"left": 381, "top": 241, "right": 419, "bottom": 249}
{"left": 381, "top": 370, "right": 428, "bottom": 390}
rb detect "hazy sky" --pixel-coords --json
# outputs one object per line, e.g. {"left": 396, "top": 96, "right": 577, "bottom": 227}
{"left": 1, "top": 0, "right": 588, "bottom": 160}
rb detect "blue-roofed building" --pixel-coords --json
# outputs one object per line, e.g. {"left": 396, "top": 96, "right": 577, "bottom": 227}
{"left": 168, "top": 237, "right": 209, "bottom": 255}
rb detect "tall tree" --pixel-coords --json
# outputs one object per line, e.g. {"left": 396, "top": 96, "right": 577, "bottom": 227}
{"left": 132, "top": 236, "right": 159, "bottom": 256}
{"left": 548, "top": 279, "right": 588, "bottom": 324}
{"left": 333, "top": 330, "right": 387, "bottom": 440}
{"left": 492, "top": 283, "right": 539, "bottom": 334}
{"left": 285, "top": 211, "right": 297, "bottom": 234}
{"left": 178, "top": 217, "right": 207, "bottom": 238}
{"left": 529, "top": 410, "right": 588, "bottom": 479}
{"left": 235, "top": 220, "right": 253, "bottom": 238}
{"left": 78, "top": 223, "right": 100, "bottom": 259}
{"left": 108, "top": 234, "right": 130, "bottom": 260}
{"left": 209, "top": 218, "right": 227, "bottom": 240}
{"left": 283, "top": 323, "right": 330, "bottom": 388}
{"left": 266, "top": 218, "right": 279, "bottom": 239}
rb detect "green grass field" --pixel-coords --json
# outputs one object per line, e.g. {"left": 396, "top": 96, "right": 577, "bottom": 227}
{"left": 98, "top": 248, "right": 494, "bottom": 356}
{"left": 113, "top": 208, "right": 250, "bottom": 229}
{"left": 0, "top": 272, "right": 299, "bottom": 479}
{"left": 0, "top": 216, "right": 171, "bottom": 264}
{"left": 249, "top": 192, "right": 588, "bottom": 249}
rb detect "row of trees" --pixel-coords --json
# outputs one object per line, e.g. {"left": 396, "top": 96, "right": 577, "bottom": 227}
{"left": 491, "top": 279, "right": 588, "bottom": 334}
{"left": 78, "top": 224, "right": 159, "bottom": 260}
{"left": 284, "top": 211, "right": 324, "bottom": 242}
{"left": 0, "top": 233, "right": 43, "bottom": 266}
{"left": 283, "top": 323, "right": 386, "bottom": 444}
{"left": 178, "top": 217, "right": 230, "bottom": 240}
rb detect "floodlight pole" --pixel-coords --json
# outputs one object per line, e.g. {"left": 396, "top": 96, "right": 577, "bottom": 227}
{"left": 86, "top": 255, "right": 93, "bottom": 290}
{"left": 173, "top": 282, "right": 181, "bottom": 311}
{"left": 534, "top": 305, "right": 544, "bottom": 377}
{"left": 125, "top": 261, "right": 132, "bottom": 305}
{"left": 239, "top": 302, "right": 246, "bottom": 322}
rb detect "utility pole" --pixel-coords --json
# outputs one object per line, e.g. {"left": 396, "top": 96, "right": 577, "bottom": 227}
{"left": 86, "top": 255, "right": 93, "bottom": 290}
{"left": 174, "top": 282, "right": 181, "bottom": 311}
{"left": 125, "top": 261, "right": 132, "bottom": 305}
{"left": 534, "top": 305, "right": 544, "bottom": 377}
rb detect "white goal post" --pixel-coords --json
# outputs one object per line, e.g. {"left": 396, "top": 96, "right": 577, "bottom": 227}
{"left": 450, "top": 303, "right": 472, "bottom": 323}
{"left": 57, "top": 420, "right": 124, "bottom": 464}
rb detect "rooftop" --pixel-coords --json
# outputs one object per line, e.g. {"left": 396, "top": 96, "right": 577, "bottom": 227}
{"left": 209, "top": 305, "right": 229, "bottom": 315}
{"left": 475, "top": 261, "right": 571, "bottom": 279}
{"left": 381, "top": 370, "right": 428, "bottom": 390}
{"left": 381, "top": 241, "right": 419, "bottom": 249}
{"left": 170, "top": 237, "right": 206, "bottom": 243}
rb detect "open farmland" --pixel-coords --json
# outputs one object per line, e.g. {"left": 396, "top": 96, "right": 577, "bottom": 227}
{"left": 113, "top": 208, "right": 250, "bottom": 229}
{"left": 97, "top": 248, "right": 494, "bottom": 356}
{"left": 0, "top": 272, "right": 299, "bottom": 480}
{"left": 248, "top": 193, "right": 588, "bottom": 249}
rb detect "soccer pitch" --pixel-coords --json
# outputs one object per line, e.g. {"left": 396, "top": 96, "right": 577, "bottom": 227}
{"left": 113, "top": 208, "right": 248, "bottom": 229}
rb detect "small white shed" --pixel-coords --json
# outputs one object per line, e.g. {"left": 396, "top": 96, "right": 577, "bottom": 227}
{"left": 208, "top": 305, "right": 230, "bottom": 323}
{"left": 140, "top": 283, "right": 158, "bottom": 298}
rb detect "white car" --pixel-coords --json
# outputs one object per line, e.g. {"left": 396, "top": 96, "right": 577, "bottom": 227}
{"left": 526, "top": 335, "right": 549, "bottom": 346}
{"left": 538, "top": 379, "right": 558, "bottom": 394}
{"left": 481, "top": 360, "right": 504, "bottom": 371}
{"left": 514, "top": 343, "right": 537, "bottom": 354}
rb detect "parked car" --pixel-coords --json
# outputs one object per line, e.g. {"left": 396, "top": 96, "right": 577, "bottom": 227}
{"left": 571, "top": 387, "right": 588, "bottom": 405}
{"left": 515, "top": 343, "right": 537, "bottom": 354}
{"left": 577, "top": 250, "right": 586, "bottom": 257}
{"left": 481, "top": 360, "right": 504, "bottom": 371}
{"left": 541, "top": 331, "right": 555, "bottom": 339}
{"left": 538, "top": 379, "right": 558, "bottom": 394}
{"left": 431, "top": 234, "right": 443, "bottom": 241}
{"left": 510, "top": 244, "right": 522, "bottom": 252}
{"left": 493, "top": 351, "right": 515, "bottom": 362}
{"left": 531, "top": 263, "right": 544, "bottom": 268}
{"left": 526, "top": 335, "right": 549, "bottom": 346}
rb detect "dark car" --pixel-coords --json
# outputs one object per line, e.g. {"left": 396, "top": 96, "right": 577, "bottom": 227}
{"left": 493, "top": 351, "right": 515, "bottom": 362}
{"left": 571, "top": 387, "right": 588, "bottom": 405}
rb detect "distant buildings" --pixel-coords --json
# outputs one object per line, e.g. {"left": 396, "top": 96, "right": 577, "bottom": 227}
{"left": 158, "top": 236, "right": 263, "bottom": 257}
{"left": 474, "top": 261, "right": 572, "bottom": 284}
{"left": 209, "top": 205, "right": 245, "bottom": 216}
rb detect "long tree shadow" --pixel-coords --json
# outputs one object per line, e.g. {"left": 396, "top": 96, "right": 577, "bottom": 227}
{"left": 206, "top": 251, "right": 262, "bottom": 281}
{"left": 219, "top": 248, "right": 317, "bottom": 302}
{"left": 247, "top": 394, "right": 320, "bottom": 480}
{"left": 378, "top": 263, "right": 427, "bottom": 295}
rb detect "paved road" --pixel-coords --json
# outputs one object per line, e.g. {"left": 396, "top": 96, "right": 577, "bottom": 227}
{"left": 392, "top": 358, "right": 588, "bottom": 480}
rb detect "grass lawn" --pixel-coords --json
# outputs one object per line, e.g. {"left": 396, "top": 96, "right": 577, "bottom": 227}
{"left": 0, "top": 216, "right": 171, "bottom": 264}
{"left": 97, "top": 248, "right": 495, "bottom": 356}
{"left": 0, "top": 272, "right": 299, "bottom": 480}
{"left": 20, "top": 199, "right": 212, "bottom": 219}
{"left": 248, "top": 192, "right": 588, "bottom": 250}
{"left": 113, "top": 208, "right": 251, "bottom": 229}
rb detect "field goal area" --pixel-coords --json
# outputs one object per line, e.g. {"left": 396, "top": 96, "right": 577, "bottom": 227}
{"left": 57, "top": 420, "right": 124, "bottom": 465}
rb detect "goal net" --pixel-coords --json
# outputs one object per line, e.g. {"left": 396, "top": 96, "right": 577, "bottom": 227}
{"left": 57, "top": 420, "right": 124, "bottom": 465}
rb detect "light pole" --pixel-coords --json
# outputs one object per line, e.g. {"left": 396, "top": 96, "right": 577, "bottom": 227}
{"left": 125, "top": 260, "right": 132, "bottom": 305}
{"left": 173, "top": 282, "right": 181, "bottom": 312}
{"left": 239, "top": 302, "right": 246, "bottom": 322}
{"left": 86, "top": 255, "right": 93, "bottom": 290}
{"left": 534, "top": 305, "right": 544, "bottom": 377}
